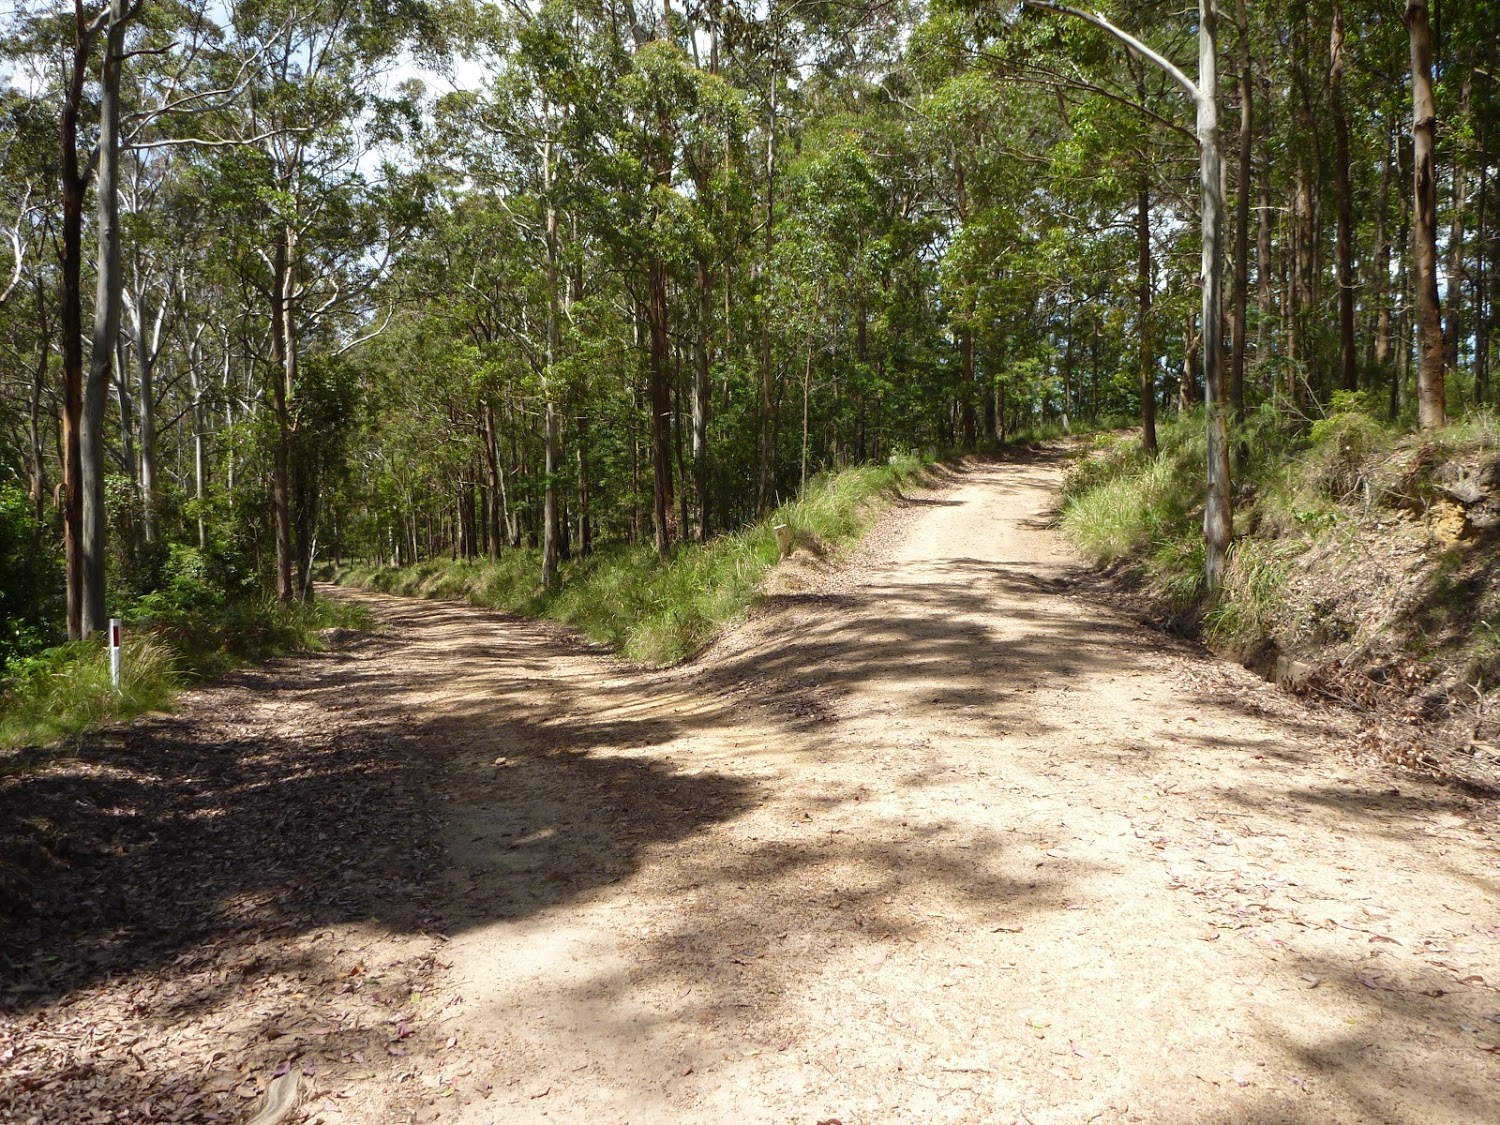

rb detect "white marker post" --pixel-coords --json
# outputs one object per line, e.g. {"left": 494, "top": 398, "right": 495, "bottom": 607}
{"left": 109, "top": 618, "right": 122, "bottom": 690}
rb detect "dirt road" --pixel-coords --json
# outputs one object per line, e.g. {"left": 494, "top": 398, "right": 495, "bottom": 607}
{"left": 4, "top": 450, "right": 1498, "bottom": 1124}
{"left": 335, "top": 450, "right": 1499, "bottom": 1124}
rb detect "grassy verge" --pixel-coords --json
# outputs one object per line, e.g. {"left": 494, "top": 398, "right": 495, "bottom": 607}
{"left": 339, "top": 453, "right": 932, "bottom": 665}
{"left": 1059, "top": 398, "right": 1500, "bottom": 670}
{"left": 0, "top": 597, "right": 373, "bottom": 755}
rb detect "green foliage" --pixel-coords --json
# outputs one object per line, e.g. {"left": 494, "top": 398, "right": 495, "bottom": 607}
{"left": 0, "top": 636, "right": 177, "bottom": 753}
{"left": 1304, "top": 395, "right": 1394, "bottom": 502}
{"left": 0, "top": 483, "right": 63, "bottom": 668}
{"left": 1203, "top": 540, "right": 1294, "bottom": 650}
{"left": 1061, "top": 418, "right": 1205, "bottom": 568}
{"left": 0, "top": 595, "right": 372, "bottom": 753}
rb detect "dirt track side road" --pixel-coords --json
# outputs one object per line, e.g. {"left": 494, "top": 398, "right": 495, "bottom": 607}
{"left": 4, "top": 450, "right": 1497, "bottom": 1125}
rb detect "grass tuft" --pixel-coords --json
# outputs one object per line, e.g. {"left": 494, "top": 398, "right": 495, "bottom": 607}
{"left": 0, "top": 596, "right": 374, "bottom": 755}
{"left": 0, "top": 636, "right": 177, "bottom": 752}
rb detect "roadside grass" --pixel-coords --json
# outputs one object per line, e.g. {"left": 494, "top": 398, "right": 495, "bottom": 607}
{"left": 0, "top": 597, "right": 374, "bottom": 756}
{"left": 1060, "top": 399, "right": 1500, "bottom": 665}
{"left": 340, "top": 453, "right": 932, "bottom": 665}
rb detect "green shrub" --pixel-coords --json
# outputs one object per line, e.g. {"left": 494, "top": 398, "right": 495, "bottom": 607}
{"left": 0, "top": 483, "right": 64, "bottom": 668}
{"left": 1305, "top": 410, "right": 1390, "bottom": 501}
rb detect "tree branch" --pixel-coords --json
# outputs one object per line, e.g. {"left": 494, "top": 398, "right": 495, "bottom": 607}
{"left": 1019, "top": 0, "right": 1199, "bottom": 101}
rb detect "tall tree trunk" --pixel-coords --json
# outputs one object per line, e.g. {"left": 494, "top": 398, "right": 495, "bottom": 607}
{"left": 483, "top": 398, "right": 503, "bottom": 559}
{"left": 576, "top": 413, "right": 593, "bottom": 556}
{"left": 114, "top": 336, "right": 136, "bottom": 522}
{"left": 800, "top": 334, "right": 812, "bottom": 490}
{"left": 1392, "top": 136, "right": 1414, "bottom": 420}
{"left": 1476, "top": 105, "right": 1491, "bottom": 405}
{"left": 1406, "top": 0, "right": 1446, "bottom": 428}
{"left": 1198, "top": 0, "right": 1234, "bottom": 592}
{"left": 125, "top": 286, "right": 165, "bottom": 544}
{"left": 1443, "top": 71, "right": 1471, "bottom": 374}
{"left": 1331, "top": 5, "right": 1358, "bottom": 391}
{"left": 80, "top": 0, "right": 131, "bottom": 636}
{"left": 1373, "top": 122, "right": 1394, "bottom": 372}
{"left": 542, "top": 237, "right": 562, "bottom": 582}
{"left": 1137, "top": 178, "right": 1158, "bottom": 454}
{"left": 460, "top": 475, "right": 478, "bottom": 559}
{"left": 954, "top": 150, "right": 978, "bottom": 449}
{"left": 693, "top": 256, "right": 712, "bottom": 543}
{"left": 674, "top": 344, "right": 689, "bottom": 537}
{"left": 29, "top": 279, "right": 50, "bottom": 541}
{"left": 648, "top": 255, "right": 672, "bottom": 557}
{"left": 188, "top": 335, "right": 208, "bottom": 551}
{"left": 1230, "top": 0, "right": 1252, "bottom": 426}
{"left": 1257, "top": 159, "right": 1273, "bottom": 371}
{"left": 541, "top": 139, "right": 564, "bottom": 588}
{"left": 269, "top": 226, "right": 296, "bottom": 601}
{"left": 756, "top": 63, "right": 778, "bottom": 515}
{"left": 1288, "top": 171, "right": 1308, "bottom": 377}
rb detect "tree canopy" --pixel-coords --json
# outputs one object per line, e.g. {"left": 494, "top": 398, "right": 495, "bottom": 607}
{"left": 1, "top": 0, "right": 1496, "bottom": 643}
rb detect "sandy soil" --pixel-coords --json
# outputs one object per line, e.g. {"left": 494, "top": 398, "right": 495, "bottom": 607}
{"left": 4, "top": 448, "right": 1498, "bottom": 1124}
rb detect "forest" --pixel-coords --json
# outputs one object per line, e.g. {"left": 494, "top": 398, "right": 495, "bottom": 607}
{"left": 0, "top": 0, "right": 1496, "bottom": 681}
{"left": 7, "top": 4, "right": 1500, "bottom": 1120}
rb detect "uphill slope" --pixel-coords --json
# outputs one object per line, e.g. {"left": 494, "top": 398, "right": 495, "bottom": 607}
{"left": 3, "top": 449, "right": 1495, "bottom": 1125}
{"left": 411, "top": 448, "right": 1499, "bottom": 1125}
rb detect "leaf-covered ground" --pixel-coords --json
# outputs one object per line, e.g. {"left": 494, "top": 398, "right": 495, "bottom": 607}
{"left": 0, "top": 643, "right": 454, "bottom": 1123}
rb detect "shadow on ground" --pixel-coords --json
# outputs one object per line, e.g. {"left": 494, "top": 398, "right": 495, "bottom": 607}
{"left": 4, "top": 448, "right": 1497, "bottom": 1120}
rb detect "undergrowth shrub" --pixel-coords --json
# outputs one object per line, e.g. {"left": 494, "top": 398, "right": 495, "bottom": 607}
{"left": 1305, "top": 410, "right": 1390, "bottom": 502}
{"left": 1204, "top": 539, "right": 1295, "bottom": 650}
{"left": 0, "top": 635, "right": 177, "bottom": 751}
{"left": 1061, "top": 416, "right": 1205, "bottom": 570}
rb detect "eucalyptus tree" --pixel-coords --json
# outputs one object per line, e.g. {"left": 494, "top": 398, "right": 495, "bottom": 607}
{"left": 1405, "top": 0, "right": 1444, "bottom": 427}
{"left": 208, "top": 0, "right": 425, "bottom": 598}
{"left": 773, "top": 137, "right": 879, "bottom": 485}
{"left": 8, "top": 0, "right": 134, "bottom": 638}
{"left": 614, "top": 38, "right": 745, "bottom": 555}
{"left": 677, "top": 48, "right": 751, "bottom": 542}
{"left": 1014, "top": 0, "right": 1232, "bottom": 589}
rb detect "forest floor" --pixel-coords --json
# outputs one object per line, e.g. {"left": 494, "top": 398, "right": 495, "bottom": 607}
{"left": 4, "top": 447, "right": 1499, "bottom": 1125}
